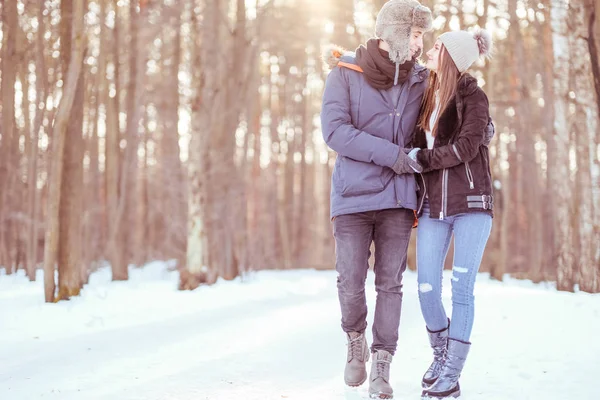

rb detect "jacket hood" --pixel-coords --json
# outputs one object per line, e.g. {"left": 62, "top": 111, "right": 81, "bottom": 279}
{"left": 322, "top": 44, "right": 352, "bottom": 69}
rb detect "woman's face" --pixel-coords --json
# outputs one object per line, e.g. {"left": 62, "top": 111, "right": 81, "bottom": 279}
{"left": 425, "top": 40, "right": 442, "bottom": 72}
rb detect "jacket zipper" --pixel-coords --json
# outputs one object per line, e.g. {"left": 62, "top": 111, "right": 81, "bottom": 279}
{"left": 465, "top": 162, "right": 474, "bottom": 189}
{"left": 440, "top": 168, "right": 448, "bottom": 220}
{"left": 417, "top": 172, "right": 428, "bottom": 215}
{"left": 392, "top": 108, "right": 399, "bottom": 206}
{"left": 393, "top": 75, "right": 422, "bottom": 207}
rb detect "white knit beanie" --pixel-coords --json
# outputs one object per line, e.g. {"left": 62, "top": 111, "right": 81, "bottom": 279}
{"left": 438, "top": 29, "right": 493, "bottom": 73}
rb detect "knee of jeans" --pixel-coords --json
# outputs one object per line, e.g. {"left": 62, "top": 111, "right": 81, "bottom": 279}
{"left": 450, "top": 265, "right": 474, "bottom": 303}
{"left": 450, "top": 285, "right": 474, "bottom": 305}
{"left": 375, "top": 272, "right": 404, "bottom": 293}
{"left": 418, "top": 282, "right": 442, "bottom": 299}
{"left": 337, "top": 272, "right": 367, "bottom": 295}
{"left": 375, "top": 280, "right": 403, "bottom": 294}
{"left": 418, "top": 282, "right": 435, "bottom": 294}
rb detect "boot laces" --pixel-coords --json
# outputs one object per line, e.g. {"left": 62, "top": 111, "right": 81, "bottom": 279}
{"left": 349, "top": 336, "right": 364, "bottom": 360}
{"left": 375, "top": 357, "right": 391, "bottom": 380}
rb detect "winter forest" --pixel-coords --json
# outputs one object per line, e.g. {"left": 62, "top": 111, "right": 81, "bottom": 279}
{"left": 1, "top": 0, "right": 599, "bottom": 399}
{"left": 0, "top": 0, "right": 598, "bottom": 298}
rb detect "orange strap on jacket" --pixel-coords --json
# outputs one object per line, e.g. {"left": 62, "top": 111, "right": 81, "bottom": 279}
{"left": 338, "top": 61, "right": 364, "bottom": 73}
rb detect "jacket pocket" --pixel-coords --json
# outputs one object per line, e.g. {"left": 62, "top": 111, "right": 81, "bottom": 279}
{"left": 335, "top": 156, "right": 392, "bottom": 197}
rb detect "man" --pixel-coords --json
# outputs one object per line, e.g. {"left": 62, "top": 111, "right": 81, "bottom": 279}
{"left": 321, "top": 1, "right": 433, "bottom": 398}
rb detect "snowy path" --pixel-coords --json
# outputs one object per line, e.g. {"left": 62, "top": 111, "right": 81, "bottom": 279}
{"left": 0, "top": 263, "right": 598, "bottom": 400}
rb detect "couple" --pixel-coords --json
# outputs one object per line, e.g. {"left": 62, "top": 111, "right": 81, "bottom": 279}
{"left": 321, "top": 0, "right": 494, "bottom": 399}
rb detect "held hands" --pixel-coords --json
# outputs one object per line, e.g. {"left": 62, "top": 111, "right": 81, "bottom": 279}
{"left": 392, "top": 118, "right": 494, "bottom": 177}
{"left": 391, "top": 148, "right": 423, "bottom": 174}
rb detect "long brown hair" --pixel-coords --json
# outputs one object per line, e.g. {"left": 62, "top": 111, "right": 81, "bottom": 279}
{"left": 418, "top": 45, "right": 461, "bottom": 136}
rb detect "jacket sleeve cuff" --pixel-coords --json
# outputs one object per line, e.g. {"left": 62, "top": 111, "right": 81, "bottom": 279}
{"left": 416, "top": 149, "right": 431, "bottom": 170}
{"left": 385, "top": 146, "right": 401, "bottom": 169}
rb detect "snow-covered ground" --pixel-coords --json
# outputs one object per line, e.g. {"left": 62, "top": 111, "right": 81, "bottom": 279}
{"left": 0, "top": 262, "right": 598, "bottom": 400}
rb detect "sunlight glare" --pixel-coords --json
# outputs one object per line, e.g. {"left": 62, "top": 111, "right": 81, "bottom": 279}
{"left": 324, "top": 20, "right": 334, "bottom": 34}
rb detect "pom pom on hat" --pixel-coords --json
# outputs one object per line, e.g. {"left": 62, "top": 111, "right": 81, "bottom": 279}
{"left": 473, "top": 29, "right": 493, "bottom": 58}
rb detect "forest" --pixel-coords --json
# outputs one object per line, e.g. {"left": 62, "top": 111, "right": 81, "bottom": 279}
{"left": 0, "top": 0, "right": 598, "bottom": 301}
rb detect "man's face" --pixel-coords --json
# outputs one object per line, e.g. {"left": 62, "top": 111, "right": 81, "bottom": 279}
{"left": 409, "top": 27, "right": 425, "bottom": 59}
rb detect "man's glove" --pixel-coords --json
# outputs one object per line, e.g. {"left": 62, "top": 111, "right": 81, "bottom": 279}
{"left": 483, "top": 118, "right": 495, "bottom": 146}
{"left": 391, "top": 148, "right": 423, "bottom": 174}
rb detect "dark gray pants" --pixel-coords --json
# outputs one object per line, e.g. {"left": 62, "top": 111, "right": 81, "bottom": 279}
{"left": 333, "top": 208, "right": 413, "bottom": 355}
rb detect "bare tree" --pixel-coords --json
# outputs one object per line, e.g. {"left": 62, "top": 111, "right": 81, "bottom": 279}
{"left": 56, "top": 0, "right": 86, "bottom": 300}
{"left": 0, "top": 0, "right": 20, "bottom": 274}
{"left": 43, "top": 0, "right": 87, "bottom": 302}
{"left": 552, "top": 0, "right": 576, "bottom": 292}
{"left": 182, "top": 0, "right": 219, "bottom": 289}
{"left": 24, "top": 0, "right": 49, "bottom": 281}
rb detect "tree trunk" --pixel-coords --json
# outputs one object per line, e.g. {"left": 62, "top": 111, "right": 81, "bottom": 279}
{"left": 497, "top": 0, "right": 526, "bottom": 281}
{"left": 267, "top": 66, "right": 289, "bottom": 269}
{"left": 248, "top": 72, "right": 263, "bottom": 271}
{"left": 161, "top": 8, "right": 185, "bottom": 266}
{"left": 574, "top": 0, "right": 598, "bottom": 293}
{"left": 539, "top": 0, "right": 558, "bottom": 283}
{"left": 43, "top": 0, "right": 87, "bottom": 302}
{"left": 518, "top": 60, "right": 543, "bottom": 281}
{"left": 57, "top": 71, "right": 85, "bottom": 299}
{"left": 295, "top": 75, "right": 310, "bottom": 265}
{"left": 82, "top": 0, "right": 106, "bottom": 282}
{"left": 55, "top": 0, "right": 86, "bottom": 300}
{"left": 552, "top": 0, "right": 576, "bottom": 292}
{"left": 0, "top": 0, "right": 19, "bottom": 274}
{"left": 182, "top": 0, "right": 220, "bottom": 289}
{"left": 136, "top": 115, "right": 150, "bottom": 265}
{"left": 282, "top": 107, "right": 295, "bottom": 269}
{"left": 587, "top": 1, "right": 600, "bottom": 119}
{"left": 107, "top": 0, "right": 127, "bottom": 280}
{"left": 26, "top": 0, "right": 47, "bottom": 281}
{"left": 211, "top": 0, "right": 248, "bottom": 280}
{"left": 119, "top": 0, "right": 143, "bottom": 268}
{"left": 95, "top": 0, "right": 110, "bottom": 270}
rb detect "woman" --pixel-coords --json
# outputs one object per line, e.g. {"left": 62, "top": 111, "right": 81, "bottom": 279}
{"left": 408, "top": 29, "right": 494, "bottom": 399}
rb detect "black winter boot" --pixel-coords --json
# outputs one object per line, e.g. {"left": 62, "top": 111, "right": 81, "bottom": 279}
{"left": 421, "top": 338, "right": 470, "bottom": 399}
{"left": 421, "top": 323, "right": 449, "bottom": 388}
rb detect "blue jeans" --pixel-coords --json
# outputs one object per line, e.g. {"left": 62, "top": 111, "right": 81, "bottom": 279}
{"left": 416, "top": 200, "right": 492, "bottom": 342}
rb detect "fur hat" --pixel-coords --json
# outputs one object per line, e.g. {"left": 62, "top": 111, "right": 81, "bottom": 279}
{"left": 438, "top": 28, "right": 493, "bottom": 72}
{"left": 375, "top": 0, "right": 433, "bottom": 64}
